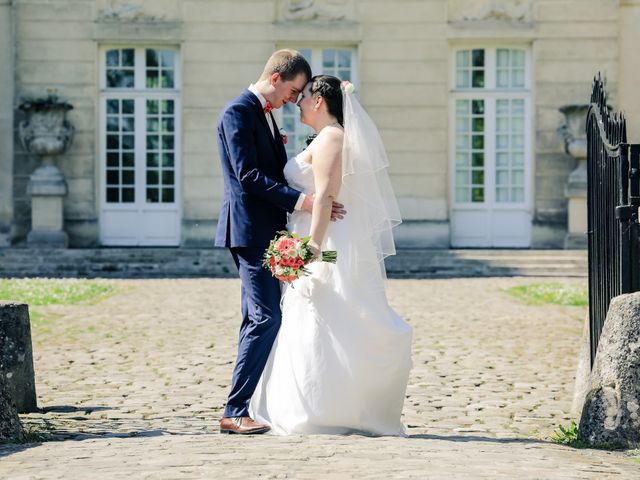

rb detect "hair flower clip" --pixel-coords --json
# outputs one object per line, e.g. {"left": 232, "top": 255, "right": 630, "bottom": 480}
{"left": 341, "top": 81, "right": 355, "bottom": 94}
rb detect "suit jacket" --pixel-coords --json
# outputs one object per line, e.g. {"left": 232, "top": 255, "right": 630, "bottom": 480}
{"left": 215, "top": 89, "right": 301, "bottom": 248}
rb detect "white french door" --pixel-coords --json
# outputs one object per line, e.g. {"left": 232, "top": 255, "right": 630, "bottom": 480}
{"left": 450, "top": 47, "right": 532, "bottom": 247}
{"left": 99, "top": 46, "right": 181, "bottom": 246}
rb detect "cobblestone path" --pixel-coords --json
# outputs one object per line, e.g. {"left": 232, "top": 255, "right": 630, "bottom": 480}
{"left": 1, "top": 278, "right": 639, "bottom": 479}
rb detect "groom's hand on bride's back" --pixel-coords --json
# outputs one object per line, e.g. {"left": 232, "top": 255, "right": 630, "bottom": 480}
{"left": 302, "top": 195, "right": 346, "bottom": 221}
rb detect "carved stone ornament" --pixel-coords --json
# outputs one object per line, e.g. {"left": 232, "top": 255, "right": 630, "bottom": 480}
{"left": 97, "top": 1, "right": 167, "bottom": 23}
{"left": 449, "top": 0, "right": 532, "bottom": 24}
{"left": 18, "top": 94, "right": 74, "bottom": 158}
{"left": 279, "top": 0, "right": 354, "bottom": 23}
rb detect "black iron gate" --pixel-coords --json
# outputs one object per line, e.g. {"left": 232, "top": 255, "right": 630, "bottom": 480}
{"left": 587, "top": 75, "right": 640, "bottom": 366}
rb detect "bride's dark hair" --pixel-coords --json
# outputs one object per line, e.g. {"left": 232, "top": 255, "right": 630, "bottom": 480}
{"left": 304, "top": 75, "right": 344, "bottom": 147}
{"left": 309, "top": 75, "right": 344, "bottom": 127}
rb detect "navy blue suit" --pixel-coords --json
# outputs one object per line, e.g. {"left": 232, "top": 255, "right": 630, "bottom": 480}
{"left": 215, "top": 90, "right": 301, "bottom": 418}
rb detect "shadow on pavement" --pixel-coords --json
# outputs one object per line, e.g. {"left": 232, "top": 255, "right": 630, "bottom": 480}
{"left": 408, "top": 433, "right": 550, "bottom": 445}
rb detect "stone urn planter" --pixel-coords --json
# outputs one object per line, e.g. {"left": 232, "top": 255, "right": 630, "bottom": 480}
{"left": 18, "top": 93, "right": 74, "bottom": 247}
{"left": 558, "top": 104, "right": 589, "bottom": 250}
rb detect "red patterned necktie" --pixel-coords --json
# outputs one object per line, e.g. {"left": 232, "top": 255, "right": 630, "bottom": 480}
{"left": 263, "top": 101, "right": 272, "bottom": 114}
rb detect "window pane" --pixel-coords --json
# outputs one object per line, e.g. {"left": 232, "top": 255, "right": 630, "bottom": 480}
{"left": 472, "top": 170, "right": 484, "bottom": 185}
{"left": 122, "top": 135, "right": 134, "bottom": 150}
{"left": 121, "top": 49, "right": 134, "bottom": 67}
{"left": 496, "top": 49, "right": 509, "bottom": 68}
{"left": 456, "top": 70, "right": 470, "bottom": 88}
{"left": 147, "top": 135, "right": 159, "bottom": 150}
{"left": 107, "top": 116, "right": 119, "bottom": 132}
{"left": 146, "top": 70, "right": 159, "bottom": 89}
{"left": 161, "top": 170, "right": 174, "bottom": 186}
{"left": 162, "top": 135, "right": 174, "bottom": 150}
{"left": 472, "top": 100, "right": 484, "bottom": 114}
{"left": 472, "top": 135, "right": 484, "bottom": 149}
{"left": 107, "top": 152, "right": 119, "bottom": 167}
{"left": 107, "top": 69, "right": 134, "bottom": 88}
{"left": 162, "top": 118, "right": 174, "bottom": 133}
{"left": 122, "top": 188, "right": 135, "bottom": 203}
{"left": 160, "top": 51, "right": 175, "bottom": 68}
{"left": 456, "top": 100, "right": 469, "bottom": 115}
{"left": 147, "top": 153, "right": 159, "bottom": 167}
{"left": 147, "top": 118, "right": 159, "bottom": 132}
{"left": 162, "top": 153, "right": 174, "bottom": 167}
{"left": 456, "top": 153, "right": 468, "bottom": 166}
{"left": 147, "top": 100, "right": 159, "bottom": 114}
{"left": 496, "top": 153, "right": 509, "bottom": 166}
{"left": 161, "top": 100, "right": 174, "bottom": 114}
{"left": 147, "top": 170, "right": 159, "bottom": 185}
{"left": 497, "top": 70, "right": 509, "bottom": 88}
{"left": 456, "top": 50, "right": 469, "bottom": 68}
{"left": 322, "top": 49, "right": 335, "bottom": 70}
{"left": 122, "top": 152, "right": 134, "bottom": 167}
{"left": 472, "top": 118, "right": 484, "bottom": 132}
{"left": 456, "top": 188, "right": 470, "bottom": 202}
{"left": 122, "top": 170, "right": 135, "bottom": 185}
{"left": 496, "top": 170, "right": 509, "bottom": 185}
{"left": 496, "top": 187, "right": 509, "bottom": 202}
{"left": 472, "top": 188, "right": 484, "bottom": 202}
{"left": 472, "top": 152, "right": 484, "bottom": 167}
{"left": 122, "top": 100, "right": 134, "bottom": 114}
{"left": 338, "top": 50, "right": 351, "bottom": 68}
{"left": 106, "top": 50, "right": 119, "bottom": 67}
{"left": 106, "top": 188, "right": 119, "bottom": 203}
{"left": 107, "top": 135, "right": 119, "bottom": 149}
{"left": 106, "top": 170, "right": 119, "bottom": 185}
{"left": 161, "top": 71, "right": 175, "bottom": 89}
{"left": 472, "top": 70, "right": 484, "bottom": 88}
{"left": 512, "top": 50, "right": 525, "bottom": 67}
{"left": 122, "top": 117, "right": 134, "bottom": 132}
{"left": 456, "top": 170, "right": 469, "bottom": 185}
{"left": 107, "top": 99, "right": 119, "bottom": 114}
{"left": 472, "top": 49, "right": 484, "bottom": 67}
{"left": 147, "top": 188, "right": 159, "bottom": 203}
{"left": 161, "top": 188, "right": 175, "bottom": 203}
{"left": 146, "top": 49, "right": 159, "bottom": 68}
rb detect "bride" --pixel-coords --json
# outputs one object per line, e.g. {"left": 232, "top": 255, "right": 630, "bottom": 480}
{"left": 249, "top": 75, "right": 412, "bottom": 436}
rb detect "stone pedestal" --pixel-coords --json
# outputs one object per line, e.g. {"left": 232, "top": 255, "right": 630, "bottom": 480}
{"left": 27, "top": 163, "right": 68, "bottom": 247}
{"left": 0, "top": 303, "right": 38, "bottom": 413}
{"left": 559, "top": 105, "right": 589, "bottom": 249}
{"left": 564, "top": 159, "right": 587, "bottom": 249}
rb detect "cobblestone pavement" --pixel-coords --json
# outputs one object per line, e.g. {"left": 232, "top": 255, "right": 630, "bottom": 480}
{"left": 1, "top": 277, "right": 639, "bottom": 479}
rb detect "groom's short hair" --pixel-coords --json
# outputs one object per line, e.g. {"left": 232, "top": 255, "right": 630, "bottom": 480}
{"left": 260, "top": 49, "right": 312, "bottom": 82}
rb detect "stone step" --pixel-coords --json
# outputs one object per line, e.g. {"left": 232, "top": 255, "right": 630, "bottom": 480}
{"left": 0, "top": 247, "right": 588, "bottom": 279}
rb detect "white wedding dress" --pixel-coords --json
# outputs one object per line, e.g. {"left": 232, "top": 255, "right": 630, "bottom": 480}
{"left": 249, "top": 155, "right": 413, "bottom": 436}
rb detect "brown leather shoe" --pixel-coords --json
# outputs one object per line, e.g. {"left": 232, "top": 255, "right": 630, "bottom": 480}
{"left": 219, "top": 416, "right": 270, "bottom": 435}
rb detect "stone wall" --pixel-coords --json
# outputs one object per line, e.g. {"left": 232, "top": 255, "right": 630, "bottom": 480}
{"left": 0, "top": 1, "right": 14, "bottom": 247}
{"left": 13, "top": 0, "right": 98, "bottom": 246}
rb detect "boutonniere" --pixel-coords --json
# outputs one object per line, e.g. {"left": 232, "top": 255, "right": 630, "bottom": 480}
{"left": 279, "top": 128, "right": 288, "bottom": 145}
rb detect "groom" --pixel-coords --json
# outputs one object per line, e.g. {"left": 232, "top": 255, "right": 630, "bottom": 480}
{"left": 215, "top": 50, "right": 315, "bottom": 434}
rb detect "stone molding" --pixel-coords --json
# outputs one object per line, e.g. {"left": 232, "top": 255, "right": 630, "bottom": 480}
{"left": 448, "top": 0, "right": 533, "bottom": 26}
{"left": 277, "top": 0, "right": 355, "bottom": 23}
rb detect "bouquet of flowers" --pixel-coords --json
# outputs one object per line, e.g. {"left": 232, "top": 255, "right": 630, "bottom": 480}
{"left": 263, "top": 231, "right": 337, "bottom": 283}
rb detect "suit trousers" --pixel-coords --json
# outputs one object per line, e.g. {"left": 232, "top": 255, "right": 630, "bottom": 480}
{"left": 224, "top": 246, "right": 282, "bottom": 418}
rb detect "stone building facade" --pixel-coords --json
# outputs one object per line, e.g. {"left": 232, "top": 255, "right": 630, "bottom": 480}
{"left": 1, "top": 0, "right": 639, "bottom": 249}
